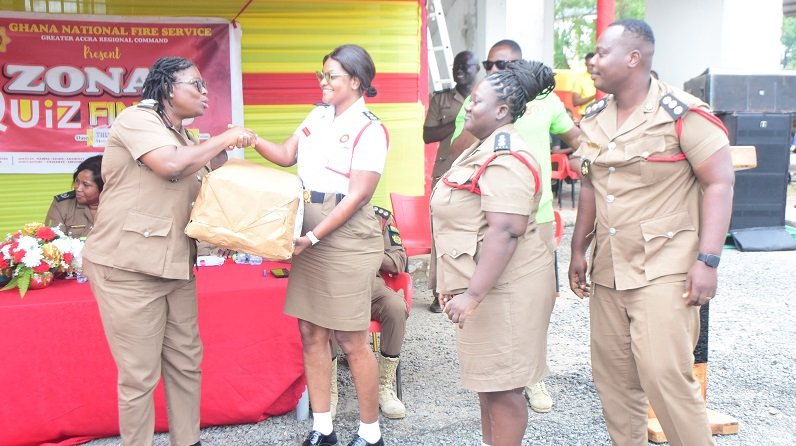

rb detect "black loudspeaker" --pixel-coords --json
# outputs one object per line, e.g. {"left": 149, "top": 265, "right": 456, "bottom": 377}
{"left": 684, "top": 70, "right": 796, "bottom": 113}
{"left": 719, "top": 113, "right": 791, "bottom": 230}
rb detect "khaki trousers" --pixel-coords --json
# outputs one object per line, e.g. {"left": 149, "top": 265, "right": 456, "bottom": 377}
{"left": 84, "top": 259, "right": 202, "bottom": 446}
{"left": 371, "top": 277, "right": 408, "bottom": 357}
{"left": 590, "top": 282, "right": 714, "bottom": 446}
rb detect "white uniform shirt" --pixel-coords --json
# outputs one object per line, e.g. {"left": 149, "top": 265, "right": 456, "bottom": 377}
{"left": 294, "top": 97, "right": 389, "bottom": 194}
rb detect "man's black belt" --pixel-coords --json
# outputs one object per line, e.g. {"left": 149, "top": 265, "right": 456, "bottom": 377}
{"left": 309, "top": 191, "right": 345, "bottom": 204}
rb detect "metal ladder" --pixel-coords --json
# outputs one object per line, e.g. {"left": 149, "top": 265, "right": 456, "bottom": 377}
{"left": 427, "top": 0, "right": 455, "bottom": 92}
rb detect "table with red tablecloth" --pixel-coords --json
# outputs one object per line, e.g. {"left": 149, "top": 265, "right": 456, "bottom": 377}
{"left": 0, "top": 261, "right": 305, "bottom": 446}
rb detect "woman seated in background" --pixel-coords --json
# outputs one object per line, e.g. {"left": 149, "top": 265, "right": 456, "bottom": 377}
{"left": 44, "top": 154, "right": 103, "bottom": 238}
{"left": 431, "top": 59, "right": 557, "bottom": 446}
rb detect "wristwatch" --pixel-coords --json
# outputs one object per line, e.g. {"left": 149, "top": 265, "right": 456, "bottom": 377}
{"left": 697, "top": 253, "right": 721, "bottom": 268}
{"left": 305, "top": 230, "right": 320, "bottom": 246}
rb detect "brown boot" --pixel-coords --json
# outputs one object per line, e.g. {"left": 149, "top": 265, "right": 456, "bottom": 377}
{"left": 377, "top": 354, "right": 406, "bottom": 419}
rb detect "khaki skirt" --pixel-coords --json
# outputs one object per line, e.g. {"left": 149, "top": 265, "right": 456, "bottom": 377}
{"left": 456, "top": 263, "right": 556, "bottom": 392}
{"left": 284, "top": 193, "right": 383, "bottom": 331}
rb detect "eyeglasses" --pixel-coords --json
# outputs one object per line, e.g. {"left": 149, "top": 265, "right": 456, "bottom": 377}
{"left": 315, "top": 71, "right": 351, "bottom": 83}
{"left": 174, "top": 78, "right": 207, "bottom": 92}
{"left": 481, "top": 59, "right": 517, "bottom": 71}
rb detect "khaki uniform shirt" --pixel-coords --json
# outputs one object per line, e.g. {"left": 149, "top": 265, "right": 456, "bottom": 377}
{"left": 430, "top": 124, "right": 549, "bottom": 295}
{"left": 83, "top": 106, "right": 207, "bottom": 280}
{"left": 44, "top": 191, "right": 94, "bottom": 238}
{"left": 425, "top": 88, "right": 466, "bottom": 180}
{"left": 576, "top": 79, "right": 729, "bottom": 290}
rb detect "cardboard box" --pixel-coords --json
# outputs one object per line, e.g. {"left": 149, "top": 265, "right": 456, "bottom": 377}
{"left": 185, "top": 159, "right": 303, "bottom": 261}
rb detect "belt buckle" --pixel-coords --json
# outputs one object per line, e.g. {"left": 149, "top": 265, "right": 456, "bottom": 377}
{"left": 303, "top": 189, "right": 311, "bottom": 203}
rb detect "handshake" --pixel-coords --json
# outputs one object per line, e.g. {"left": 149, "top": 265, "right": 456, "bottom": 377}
{"left": 223, "top": 124, "right": 258, "bottom": 150}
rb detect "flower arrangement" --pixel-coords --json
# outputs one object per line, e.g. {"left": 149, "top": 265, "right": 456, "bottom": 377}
{"left": 0, "top": 222, "right": 84, "bottom": 297}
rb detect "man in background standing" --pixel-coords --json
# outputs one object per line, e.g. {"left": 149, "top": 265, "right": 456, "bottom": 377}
{"left": 572, "top": 52, "right": 597, "bottom": 118}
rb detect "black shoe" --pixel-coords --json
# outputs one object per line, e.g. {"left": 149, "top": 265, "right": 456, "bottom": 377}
{"left": 303, "top": 430, "right": 339, "bottom": 446}
{"left": 346, "top": 435, "right": 384, "bottom": 446}
{"left": 428, "top": 298, "right": 442, "bottom": 313}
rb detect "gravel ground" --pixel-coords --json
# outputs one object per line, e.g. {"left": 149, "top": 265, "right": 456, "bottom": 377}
{"left": 83, "top": 206, "right": 796, "bottom": 445}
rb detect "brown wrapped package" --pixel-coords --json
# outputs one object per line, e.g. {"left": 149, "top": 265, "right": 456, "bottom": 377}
{"left": 185, "top": 158, "right": 303, "bottom": 261}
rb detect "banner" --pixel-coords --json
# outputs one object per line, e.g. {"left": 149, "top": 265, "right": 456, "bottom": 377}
{"left": 0, "top": 13, "right": 241, "bottom": 173}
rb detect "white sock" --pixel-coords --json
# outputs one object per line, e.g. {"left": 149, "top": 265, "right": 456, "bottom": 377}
{"left": 312, "top": 411, "right": 333, "bottom": 435}
{"left": 357, "top": 420, "right": 381, "bottom": 444}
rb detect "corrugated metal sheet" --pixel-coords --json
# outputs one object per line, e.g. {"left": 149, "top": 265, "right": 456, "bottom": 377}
{"left": 0, "top": 0, "right": 425, "bottom": 235}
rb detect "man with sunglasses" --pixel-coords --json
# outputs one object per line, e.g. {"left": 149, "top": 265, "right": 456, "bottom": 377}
{"left": 447, "top": 39, "right": 584, "bottom": 415}
{"left": 423, "top": 50, "right": 479, "bottom": 313}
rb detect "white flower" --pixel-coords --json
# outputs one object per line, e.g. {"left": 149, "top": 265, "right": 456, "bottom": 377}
{"left": 21, "top": 246, "right": 44, "bottom": 268}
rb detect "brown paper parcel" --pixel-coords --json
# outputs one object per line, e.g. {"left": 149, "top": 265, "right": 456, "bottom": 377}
{"left": 185, "top": 159, "right": 302, "bottom": 260}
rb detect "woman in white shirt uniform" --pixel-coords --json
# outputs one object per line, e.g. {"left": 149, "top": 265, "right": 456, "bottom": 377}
{"left": 252, "top": 44, "right": 388, "bottom": 446}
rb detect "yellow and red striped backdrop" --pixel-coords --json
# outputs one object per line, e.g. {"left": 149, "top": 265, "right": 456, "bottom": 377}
{"left": 0, "top": 0, "right": 427, "bottom": 235}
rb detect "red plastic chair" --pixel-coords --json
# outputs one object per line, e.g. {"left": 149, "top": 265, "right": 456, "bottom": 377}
{"left": 550, "top": 153, "right": 570, "bottom": 209}
{"left": 369, "top": 272, "right": 413, "bottom": 399}
{"left": 553, "top": 210, "right": 564, "bottom": 248}
{"left": 389, "top": 193, "right": 432, "bottom": 256}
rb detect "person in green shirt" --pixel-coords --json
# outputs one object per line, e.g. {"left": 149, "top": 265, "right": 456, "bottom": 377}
{"left": 447, "top": 39, "right": 583, "bottom": 415}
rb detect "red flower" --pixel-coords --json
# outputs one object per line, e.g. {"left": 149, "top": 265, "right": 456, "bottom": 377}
{"left": 0, "top": 257, "right": 9, "bottom": 268}
{"left": 11, "top": 244, "right": 25, "bottom": 263}
{"left": 33, "top": 262, "right": 51, "bottom": 273}
{"left": 63, "top": 253, "right": 74, "bottom": 265}
{"left": 35, "top": 227, "right": 57, "bottom": 241}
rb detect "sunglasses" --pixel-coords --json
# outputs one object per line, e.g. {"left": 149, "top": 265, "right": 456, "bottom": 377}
{"left": 315, "top": 71, "right": 351, "bottom": 83}
{"left": 174, "top": 78, "right": 207, "bottom": 93}
{"left": 481, "top": 59, "right": 516, "bottom": 70}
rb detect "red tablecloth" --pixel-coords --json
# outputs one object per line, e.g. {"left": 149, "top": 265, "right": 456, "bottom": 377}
{"left": 0, "top": 261, "right": 305, "bottom": 446}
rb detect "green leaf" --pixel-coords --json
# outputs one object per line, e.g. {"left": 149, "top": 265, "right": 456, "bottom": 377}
{"left": 1, "top": 276, "right": 18, "bottom": 292}
{"left": 17, "top": 270, "right": 31, "bottom": 298}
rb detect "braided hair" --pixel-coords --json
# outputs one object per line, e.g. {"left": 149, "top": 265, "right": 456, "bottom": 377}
{"left": 141, "top": 57, "right": 195, "bottom": 110}
{"left": 485, "top": 60, "right": 556, "bottom": 122}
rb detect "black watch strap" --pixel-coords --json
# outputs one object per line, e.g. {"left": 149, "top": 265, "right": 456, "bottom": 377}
{"left": 697, "top": 253, "right": 721, "bottom": 268}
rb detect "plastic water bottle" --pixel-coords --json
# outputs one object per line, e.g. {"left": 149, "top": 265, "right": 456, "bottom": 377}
{"left": 76, "top": 268, "right": 88, "bottom": 284}
{"left": 248, "top": 255, "right": 263, "bottom": 265}
{"left": 233, "top": 252, "right": 249, "bottom": 264}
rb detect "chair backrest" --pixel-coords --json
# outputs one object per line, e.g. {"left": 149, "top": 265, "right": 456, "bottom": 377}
{"left": 382, "top": 272, "right": 413, "bottom": 312}
{"left": 550, "top": 153, "right": 570, "bottom": 180}
{"left": 567, "top": 157, "right": 581, "bottom": 180}
{"left": 553, "top": 210, "right": 564, "bottom": 247}
{"left": 389, "top": 193, "right": 432, "bottom": 256}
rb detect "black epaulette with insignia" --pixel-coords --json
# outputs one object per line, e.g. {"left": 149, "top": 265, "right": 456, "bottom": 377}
{"left": 494, "top": 132, "right": 511, "bottom": 151}
{"left": 363, "top": 111, "right": 380, "bottom": 121}
{"left": 373, "top": 205, "right": 391, "bottom": 221}
{"left": 583, "top": 97, "right": 609, "bottom": 119}
{"left": 388, "top": 225, "right": 402, "bottom": 247}
{"left": 314, "top": 102, "right": 331, "bottom": 107}
{"left": 659, "top": 94, "right": 688, "bottom": 120}
{"left": 54, "top": 190, "right": 76, "bottom": 202}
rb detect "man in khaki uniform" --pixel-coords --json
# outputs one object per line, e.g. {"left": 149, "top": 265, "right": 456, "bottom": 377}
{"left": 569, "top": 20, "right": 734, "bottom": 446}
{"left": 332, "top": 206, "right": 409, "bottom": 419}
{"left": 424, "top": 50, "right": 480, "bottom": 185}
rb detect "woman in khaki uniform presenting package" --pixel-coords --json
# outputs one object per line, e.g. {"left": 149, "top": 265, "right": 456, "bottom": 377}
{"left": 82, "top": 57, "right": 253, "bottom": 446}
{"left": 251, "top": 45, "right": 388, "bottom": 446}
{"left": 431, "top": 60, "right": 557, "bottom": 446}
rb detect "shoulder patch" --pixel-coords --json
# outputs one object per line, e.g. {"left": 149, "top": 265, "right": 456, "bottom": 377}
{"left": 388, "top": 225, "right": 403, "bottom": 247}
{"left": 659, "top": 94, "right": 688, "bottom": 120}
{"left": 362, "top": 110, "right": 380, "bottom": 121}
{"left": 54, "top": 190, "right": 76, "bottom": 202}
{"left": 313, "top": 102, "right": 331, "bottom": 107}
{"left": 583, "top": 97, "right": 609, "bottom": 119}
{"left": 373, "top": 205, "right": 391, "bottom": 220}
{"left": 494, "top": 132, "right": 511, "bottom": 151}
